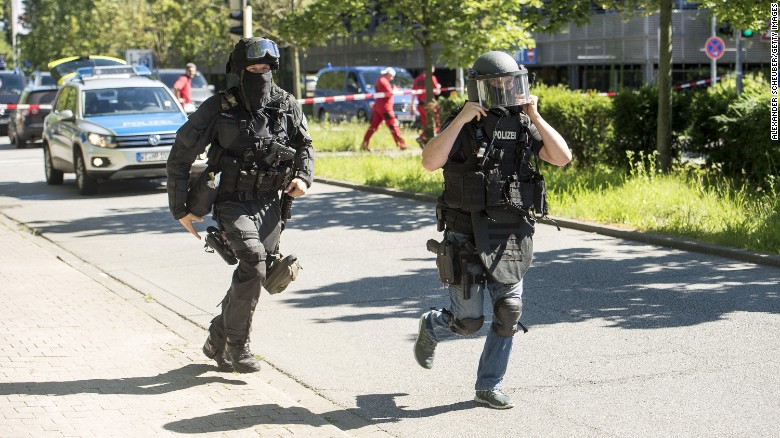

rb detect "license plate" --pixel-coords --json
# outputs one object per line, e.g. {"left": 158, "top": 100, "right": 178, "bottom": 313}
{"left": 137, "top": 151, "right": 169, "bottom": 162}
{"left": 397, "top": 114, "right": 415, "bottom": 122}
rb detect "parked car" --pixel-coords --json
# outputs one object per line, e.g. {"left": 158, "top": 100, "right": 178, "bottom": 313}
{"left": 155, "top": 68, "right": 215, "bottom": 109}
{"left": 48, "top": 55, "right": 127, "bottom": 85}
{"left": 302, "top": 74, "right": 317, "bottom": 98}
{"left": 0, "top": 69, "right": 27, "bottom": 136}
{"left": 312, "top": 66, "right": 416, "bottom": 124}
{"left": 42, "top": 65, "right": 206, "bottom": 195}
{"left": 27, "top": 71, "right": 57, "bottom": 87}
{"left": 8, "top": 85, "right": 58, "bottom": 148}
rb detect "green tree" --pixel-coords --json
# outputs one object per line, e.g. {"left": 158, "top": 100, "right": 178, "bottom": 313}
{"left": 249, "top": 0, "right": 320, "bottom": 98}
{"left": 18, "top": 0, "right": 232, "bottom": 70}
{"left": 281, "top": 0, "right": 588, "bottom": 140}
{"left": 595, "top": 0, "right": 770, "bottom": 172}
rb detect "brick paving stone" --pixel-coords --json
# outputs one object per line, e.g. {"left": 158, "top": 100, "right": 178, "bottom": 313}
{"left": 0, "top": 219, "right": 353, "bottom": 437}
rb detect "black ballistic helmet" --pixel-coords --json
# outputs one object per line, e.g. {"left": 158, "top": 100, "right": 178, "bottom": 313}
{"left": 226, "top": 37, "right": 280, "bottom": 74}
{"left": 467, "top": 51, "right": 530, "bottom": 108}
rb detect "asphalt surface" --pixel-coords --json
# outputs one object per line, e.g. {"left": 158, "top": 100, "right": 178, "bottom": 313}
{"left": 1, "top": 143, "right": 779, "bottom": 437}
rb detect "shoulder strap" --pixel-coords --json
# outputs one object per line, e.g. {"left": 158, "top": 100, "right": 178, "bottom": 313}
{"left": 218, "top": 88, "right": 239, "bottom": 111}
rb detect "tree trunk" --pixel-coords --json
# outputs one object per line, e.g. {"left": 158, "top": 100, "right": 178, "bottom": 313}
{"left": 657, "top": 0, "right": 673, "bottom": 172}
{"left": 292, "top": 45, "right": 301, "bottom": 100}
{"left": 422, "top": 42, "right": 434, "bottom": 142}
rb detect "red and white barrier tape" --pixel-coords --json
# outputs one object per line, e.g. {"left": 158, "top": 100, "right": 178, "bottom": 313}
{"left": 0, "top": 76, "right": 733, "bottom": 110}
{"left": 673, "top": 74, "right": 731, "bottom": 90}
{"left": 0, "top": 104, "right": 53, "bottom": 110}
{"left": 298, "top": 87, "right": 456, "bottom": 105}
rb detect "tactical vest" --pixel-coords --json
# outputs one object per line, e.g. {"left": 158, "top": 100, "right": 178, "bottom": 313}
{"left": 439, "top": 108, "right": 544, "bottom": 284}
{"left": 211, "top": 88, "right": 297, "bottom": 201}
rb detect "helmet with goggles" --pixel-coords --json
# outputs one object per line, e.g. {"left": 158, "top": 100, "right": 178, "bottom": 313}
{"left": 466, "top": 51, "right": 530, "bottom": 108}
{"left": 226, "top": 37, "right": 280, "bottom": 74}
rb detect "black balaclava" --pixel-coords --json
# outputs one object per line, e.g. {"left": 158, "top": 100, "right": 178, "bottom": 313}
{"left": 227, "top": 37, "right": 280, "bottom": 113}
{"left": 240, "top": 70, "right": 272, "bottom": 112}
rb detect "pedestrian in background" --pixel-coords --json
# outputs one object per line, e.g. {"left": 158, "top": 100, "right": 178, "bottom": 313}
{"left": 166, "top": 38, "right": 314, "bottom": 374}
{"left": 173, "top": 63, "right": 197, "bottom": 105}
{"left": 412, "top": 66, "right": 441, "bottom": 147}
{"left": 362, "top": 67, "right": 407, "bottom": 151}
{"left": 415, "top": 51, "right": 571, "bottom": 409}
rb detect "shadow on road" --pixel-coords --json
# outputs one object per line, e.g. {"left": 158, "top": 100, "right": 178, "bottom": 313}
{"left": 286, "top": 243, "right": 780, "bottom": 330}
{"left": 291, "top": 189, "right": 436, "bottom": 233}
{"left": 0, "top": 363, "right": 245, "bottom": 396}
{"left": 163, "top": 393, "right": 475, "bottom": 434}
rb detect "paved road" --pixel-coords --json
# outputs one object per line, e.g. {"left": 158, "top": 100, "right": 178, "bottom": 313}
{"left": 1, "top": 142, "right": 779, "bottom": 437}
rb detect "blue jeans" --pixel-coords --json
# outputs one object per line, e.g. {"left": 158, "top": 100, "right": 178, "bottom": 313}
{"left": 422, "top": 232, "right": 524, "bottom": 391}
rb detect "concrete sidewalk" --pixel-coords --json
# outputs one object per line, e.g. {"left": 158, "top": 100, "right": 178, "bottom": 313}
{"left": 0, "top": 215, "right": 374, "bottom": 437}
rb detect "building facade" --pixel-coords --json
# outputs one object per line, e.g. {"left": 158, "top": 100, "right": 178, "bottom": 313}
{"left": 299, "top": 7, "right": 770, "bottom": 92}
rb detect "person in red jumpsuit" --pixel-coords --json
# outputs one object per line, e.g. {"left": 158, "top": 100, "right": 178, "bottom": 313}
{"left": 412, "top": 66, "right": 442, "bottom": 147}
{"left": 362, "top": 67, "right": 407, "bottom": 151}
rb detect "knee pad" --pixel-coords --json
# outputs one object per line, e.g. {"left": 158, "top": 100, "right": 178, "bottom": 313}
{"left": 492, "top": 297, "right": 522, "bottom": 337}
{"left": 447, "top": 314, "right": 485, "bottom": 336}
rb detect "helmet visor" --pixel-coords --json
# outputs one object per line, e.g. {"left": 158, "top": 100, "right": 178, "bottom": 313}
{"left": 475, "top": 72, "right": 530, "bottom": 108}
{"left": 246, "top": 39, "right": 280, "bottom": 61}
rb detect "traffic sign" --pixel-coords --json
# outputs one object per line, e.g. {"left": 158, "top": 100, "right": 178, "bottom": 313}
{"left": 705, "top": 36, "right": 725, "bottom": 60}
{"left": 515, "top": 48, "right": 537, "bottom": 65}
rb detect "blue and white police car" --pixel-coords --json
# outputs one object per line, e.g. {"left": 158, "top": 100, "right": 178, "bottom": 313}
{"left": 42, "top": 65, "right": 206, "bottom": 195}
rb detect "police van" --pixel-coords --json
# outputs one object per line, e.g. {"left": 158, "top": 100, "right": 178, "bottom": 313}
{"left": 313, "top": 66, "right": 416, "bottom": 124}
{"left": 42, "top": 65, "right": 206, "bottom": 195}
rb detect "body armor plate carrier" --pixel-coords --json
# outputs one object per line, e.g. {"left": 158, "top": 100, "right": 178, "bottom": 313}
{"left": 440, "top": 108, "right": 546, "bottom": 284}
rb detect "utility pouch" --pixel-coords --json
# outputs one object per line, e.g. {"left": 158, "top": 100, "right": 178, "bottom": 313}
{"left": 441, "top": 168, "right": 463, "bottom": 210}
{"left": 218, "top": 155, "right": 241, "bottom": 191}
{"left": 204, "top": 226, "right": 238, "bottom": 265}
{"left": 532, "top": 173, "right": 548, "bottom": 217}
{"left": 435, "top": 203, "right": 445, "bottom": 232}
{"left": 461, "top": 171, "right": 486, "bottom": 212}
{"left": 264, "top": 253, "right": 302, "bottom": 294}
{"left": 236, "top": 169, "right": 257, "bottom": 192}
{"left": 187, "top": 169, "right": 221, "bottom": 217}
{"left": 485, "top": 171, "right": 504, "bottom": 207}
{"left": 506, "top": 180, "right": 524, "bottom": 210}
{"left": 521, "top": 180, "right": 536, "bottom": 211}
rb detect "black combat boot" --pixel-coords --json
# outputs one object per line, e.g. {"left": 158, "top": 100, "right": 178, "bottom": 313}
{"left": 225, "top": 341, "right": 262, "bottom": 373}
{"left": 202, "top": 335, "right": 233, "bottom": 372}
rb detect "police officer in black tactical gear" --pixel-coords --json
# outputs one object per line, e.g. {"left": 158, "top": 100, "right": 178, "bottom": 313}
{"left": 415, "top": 51, "right": 570, "bottom": 409}
{"left": 166, "top": 37, "right": 314, "bottom": 373}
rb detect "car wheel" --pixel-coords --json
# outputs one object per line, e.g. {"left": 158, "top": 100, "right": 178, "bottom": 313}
{"left": 75, "top": 150, "right": 98, "bottom": 195}
{"left": 357, "top": 109, "right": 368, "bottom": 122}
{"left": 317, "top": 108, "right": 327, "bottom": 123}
{"left": 9, "top": 127, "right": 20, "bottom": 148}
{"left": 43, "top": 143, "right": 64, "bottom": 185}
{"left": 17, "top": 134, "right": 29, "bottom": 148}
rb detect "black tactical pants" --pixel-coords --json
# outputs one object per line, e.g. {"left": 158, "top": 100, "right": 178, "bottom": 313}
{"left": 208, "top": 194, "right": 282, "bottom": 349}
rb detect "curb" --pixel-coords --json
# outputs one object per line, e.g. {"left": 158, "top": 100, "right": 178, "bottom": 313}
{"left": 315, "top": 176, "right": 780, "bottom": 269}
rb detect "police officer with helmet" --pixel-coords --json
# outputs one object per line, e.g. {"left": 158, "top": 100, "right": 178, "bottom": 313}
{"left": 166, "top": 37, "right": 314, "bottom": 373}
{"left": 415, "top": 51, "right": 570, "bottom": 409}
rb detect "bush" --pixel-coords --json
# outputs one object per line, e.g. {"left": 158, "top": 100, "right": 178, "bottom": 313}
{"left": 609, "top": 85, "right": 691, "bottom": 167}
{"left": 435, "top": 93, "right": 467, "bottom": 121}
{"left": 534, "top": 84, "right": 613, "bottom": 167}
{"left": 712, "top": 90, "right": 778, "bottom": 187}
{"left": 686, "top": 75, "right": 766, "bottom": 154}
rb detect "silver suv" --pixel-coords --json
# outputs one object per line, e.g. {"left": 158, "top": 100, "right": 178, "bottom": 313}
{"left": 42, "top": 65, "right": 206, "bottom": 195}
